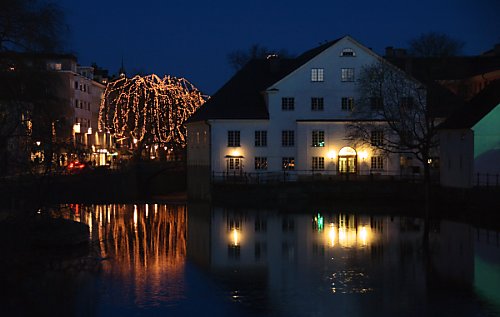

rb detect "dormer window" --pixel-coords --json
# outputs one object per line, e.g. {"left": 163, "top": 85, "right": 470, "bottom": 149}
{"left": 341, "top": 48, "right": 356, "bottom": 57}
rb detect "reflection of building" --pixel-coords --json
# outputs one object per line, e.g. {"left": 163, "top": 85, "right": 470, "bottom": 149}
{"left": 187, "top": 204, "right": 481, "bottom": 315}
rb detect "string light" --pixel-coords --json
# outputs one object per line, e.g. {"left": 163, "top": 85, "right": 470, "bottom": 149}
{"left": 98, "top": 74, "right": 207, "bottom": 153}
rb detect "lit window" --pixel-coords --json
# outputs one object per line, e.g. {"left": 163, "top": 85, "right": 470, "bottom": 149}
{"left": 311, "top": 68, "right": 324, "bottom": 82}
{"left": 371, "top": 130, "right": 384, "bottom": 146}
{"left": 312, "top": 156, "right": 325, "bottom": 170}
{"left": 341, "top": 48, "right": 356, "bottom": 57}
{"left": 341, "top": 68, "right": 355, "bottom": 82}
{"left": 341, "top": 97, "right": 354, "bottom": 111}
{"left": 227, "top": 130, "right": 240, "bottom": 147}
{"left": 312, "top": 130, "right": 325, "bottom": 147}
{"left": 254, "top": 157, "right": 268, "bottom": 170}
{"left": 254, "top": 130, "right": 267, "bottom": 147}
{"left": 371, "top": 156, "right": 384, "bottom": 170}
{"left": 282, "top": 130, "right": 295, "bottom": 147}
{"left": 311, "top": 97, "right": 324, "bottom": 111}
{"left": 282, "top": 157, "right": 295, "bottom": 170}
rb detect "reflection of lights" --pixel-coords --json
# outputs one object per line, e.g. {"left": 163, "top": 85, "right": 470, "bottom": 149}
{"left": 231, "top": 229, "right": 240, "bottom": 246}
{"left": 146, "top": 204, "right": 149, "bottom": 218}
{"left": 154, "top": 204, "right": 158, "bottom": 215}
{"left": 134, "top": 204, "right": 138, "bottom": 228}
{"left": 359, "top": 226, "right": 368, "bottom": 245}
{"left": 328, "top": 223, "right": 335, "bottom": 247}
{"left": 339, "top": 227, "right": 347, "bottom": 245}
{"left": 314, "top": 213, "right": 324, "bottom": 232}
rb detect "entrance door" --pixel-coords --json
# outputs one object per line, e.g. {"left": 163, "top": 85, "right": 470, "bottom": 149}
{"left": 338, "top": 157, "right": 356, "bottom": 173}
{"left": 226, "top": 158, "right": 243, "bottom": 174}
{"left": 338, "top": 147, "right": 357, "bottom": 174}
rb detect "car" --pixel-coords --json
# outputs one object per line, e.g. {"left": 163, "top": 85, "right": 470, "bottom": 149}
{"left": 67, "top": 161, "right": 89, "bottom": 174}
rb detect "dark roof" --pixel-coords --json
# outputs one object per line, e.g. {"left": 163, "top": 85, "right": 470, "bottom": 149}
{"left": 439, "top": 79, "right": 500, "bottom": 129}
{"left": 386, "top": 56, "right": 500, "bottom": 81}
{"left": 187, "top": 38, "right": 342, "bottom": 123}
{"left": 426, "top": 81, "right": 465, "bottom": 118}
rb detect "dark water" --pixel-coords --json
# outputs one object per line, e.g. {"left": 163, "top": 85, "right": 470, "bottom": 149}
{"left": 2, "top": 203, "right": 500, "bottom": 317}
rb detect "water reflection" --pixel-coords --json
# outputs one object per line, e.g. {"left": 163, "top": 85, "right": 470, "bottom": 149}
{"left": 188, "top": 203, "right": 500, "bottom": 316}
{"left": 70, "top": 203, "right": 187, "bottom": 308}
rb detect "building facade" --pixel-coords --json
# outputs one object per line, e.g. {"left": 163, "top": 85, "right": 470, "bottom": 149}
{"left": 186, "top": 36, "right": 420, "bottom": 199}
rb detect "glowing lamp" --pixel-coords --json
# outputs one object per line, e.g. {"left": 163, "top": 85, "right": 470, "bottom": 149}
{"left": 359, "top": 150, "right": 369, "bottom": 160}
{"left": 35, "top": 141, "right": 41, "bottom": 146}
{"left": 327, "top": 150, "right": 336, "bottom": 160}
{"left": 231, "top": 228, "right": 240, "bottom": 246}
{"left": 231, "top": 149, "right": 240, "bottom": 157}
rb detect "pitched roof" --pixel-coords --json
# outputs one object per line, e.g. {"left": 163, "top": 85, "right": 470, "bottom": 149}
{"left": 187, "top": 38, "right": 342, "bottom": 123}
{"left": 439, "top": 79, "right": 500, "bottom": 129}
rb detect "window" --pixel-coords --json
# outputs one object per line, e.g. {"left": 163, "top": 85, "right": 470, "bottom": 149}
{"left": 341, "top": 68, "right": 355, "bottom": 82}
{"left": 341, "top": 97, "right": 354, "bottom": 111}
{"left": 227, "top": 130, "right": 240, "bottom": 147}
{"left": 370, "top": 97, "right": 384, "bottom": 110}
{"left": 282, "top": 130, "right": 295, "bottom": 147}
{"left": 311, "top": 68, "right": 324, "bottom": 82}
{"left": 312, "top": 156, "right": 325, "bottom": 170}
{"left": 228, "top": 158, "right": 241, "bottom": 170}
{"left": 255, "top": 218, "right": 267, "bottom": 232}
{"left": 341, "top": 48, "right": 356, "bottom": 57}
{"left": 282, "top": 97, "right": 295, "bottom": 111}
{"left": 75, "top": 99, "right": 79, "bottom": 108}
{"left": 371, "top": 130, "right": 384, "bottom": 146}
{"left": 254, "top": 242, "right": 267, "bottom": 260}
{"left": 311, "top": 97, "right": 324, "bottom": 111}
{"left": 74, "top": 81, "right": 79, "bottom": 90}
{"left": 254, "top": 130, "right": 267, "bottom": 147}
{"left": 254, "top": 157, "right": 268, "bottom": 170}
{"left": 371, "top": 156, "right": 384, "bottom": 170}
{"left": 312, "top": 130, "right": 325, "bottom": 147}
{"left": 282, "top": 157, "right": 295, "bottom": 170}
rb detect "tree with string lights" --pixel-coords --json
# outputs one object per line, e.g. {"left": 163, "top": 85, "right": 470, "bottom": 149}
{"left": 99, "top": 74, "right": 206, "bottom": 161}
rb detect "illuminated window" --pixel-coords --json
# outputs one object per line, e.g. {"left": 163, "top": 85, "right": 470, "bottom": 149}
{"left": 282, "top": 157, "right": 295, "bottom": 170}
{"left": 227, "top": 130, "right": 240, "bottom": 147}
{"left": 341, "top": 97, "right": 354, "bottom": 111}
{"left": 341, "top": 48, "right": 356, "bottom": 56}
{"left": 370, "top": 97, "right": 384, "bottom": 110}
{"left": 312, "top": 130, "right": 325, "bottom": 147}
{"left": 371, "top": 130, "right": 384, "bottom": 146}
{"left": 371, "top": 156, "right": 384, "bottom": 170}
{"left": 311, "top": 68, "right": 324, "bottom": 82}
{"left": 341, "top": 68, "right": 355, "bottom": 82}
{"left": 227, "top": 217, "right": 241, "bottom": 230}
{"left": 281, "top": 97, "right": 295, "bottom": 110}
{"left": 311, "top": 97, "right": 324, "bottom": 111}
{"left": 312, "top": 156, "right": 325, "bottom": 170}
{"left": 254, "top": 130, "right": 267, "bottom": 147}
{"left": 254, "top": 157, "right": 268, "bottom": 170}
{"left": 282, "top": 130, "right": 295, "bottom": 147}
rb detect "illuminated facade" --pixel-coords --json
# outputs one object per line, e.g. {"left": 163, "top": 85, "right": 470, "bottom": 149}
{"left": 186, "top": 36, "right": 403, "bottom": 197}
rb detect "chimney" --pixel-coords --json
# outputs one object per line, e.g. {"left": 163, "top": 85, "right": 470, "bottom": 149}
{"left": 267, "top": 53, "right": 280, "bottom": 72}
{"left": 385, "top": 46, "right": 394, "bottom": 57}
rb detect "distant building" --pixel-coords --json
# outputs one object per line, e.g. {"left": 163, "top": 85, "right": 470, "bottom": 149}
{"left": 0, "top": 52, "right": 110, "bottom": 171}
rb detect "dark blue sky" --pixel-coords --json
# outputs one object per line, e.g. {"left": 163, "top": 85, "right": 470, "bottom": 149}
{"left": 60, "top": 0, "right": 499, "bottom": 95}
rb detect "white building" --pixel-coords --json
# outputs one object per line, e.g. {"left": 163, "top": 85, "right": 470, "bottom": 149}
{"left": 186, "top": 36, "right": 417, "bottom": 199}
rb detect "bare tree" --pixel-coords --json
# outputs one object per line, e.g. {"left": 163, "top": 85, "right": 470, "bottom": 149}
{"left": 227, "top": 44, "right": 292, "bottom": 70}
{"left": 409, "top": 32, "right": 464, "bottom": 57}
{"left": 348, "top": 61, "right": 440, "bottom": 220}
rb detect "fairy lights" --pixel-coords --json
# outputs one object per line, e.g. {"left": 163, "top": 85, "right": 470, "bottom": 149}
{"left": 98, "top": 74, "right": 206, "bottom": 155}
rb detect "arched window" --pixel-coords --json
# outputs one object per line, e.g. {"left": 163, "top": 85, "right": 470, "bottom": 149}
{"left": 341, "top": 48, "right": 356, "bottom": 57}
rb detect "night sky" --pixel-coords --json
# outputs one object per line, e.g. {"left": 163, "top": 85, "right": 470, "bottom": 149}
{"left": 59, "top": 0, "right": 499, "bottom": 95}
